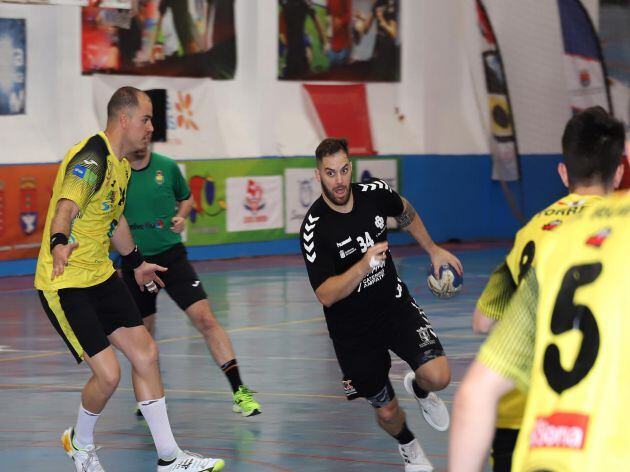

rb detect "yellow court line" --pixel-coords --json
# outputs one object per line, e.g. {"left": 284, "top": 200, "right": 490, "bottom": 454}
{"left": 155, "top": 316, "right": 325, "bottom": 345}
{"left": 0, "top": 382, "right": 455, "bottom": 404}
{"left": 0, "top": 351, "right": 66, "bottom": 363}
{"left": 0, "top": 316, "right": 325, "bottom": 362}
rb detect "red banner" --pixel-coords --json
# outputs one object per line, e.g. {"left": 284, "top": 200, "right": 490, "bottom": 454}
{"left": 0, "top": 164, "right": 57, "bottom": 261}
{"left": 303, "top": 84, "right": 375, "bottom": 155}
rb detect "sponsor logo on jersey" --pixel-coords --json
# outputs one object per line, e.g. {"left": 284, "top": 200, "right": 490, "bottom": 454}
{"left": 155, "top": 170, "right": 164, "bottom": 185}
{"left": 82, "top": 159, "right": 98, "bottom": 167}
{"left": 542, "top": 206, "right": 586, "bottom": 217}
{"left": 72, "top": 165, "right": 87, "bottom": 178}
{"left": 585, "top": 227, "right": 611, "bottom": 248}
{"left": 375, "top": 215, "right": 384, "bottom": 229}
{"left": 542, "top": 219, "right": 562, "bottom": 231}
{"left": 530, "top": 412, "right": 589, "bottom": 450}
{"left": 339, "top": 247, "right": 357, "bottom": 259}
{"left": 336, "top": 236, "right": 352, "bottom": 247}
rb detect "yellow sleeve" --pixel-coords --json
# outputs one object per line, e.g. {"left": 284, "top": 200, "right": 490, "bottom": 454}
{"left": 476, "top": 261, "right": 517, "bottom": 320}
{"left": 58, "top": 149, "right": 107, "bottom": 211}
{"left": 478, "top": 268, "right": 538, "bottom": 392}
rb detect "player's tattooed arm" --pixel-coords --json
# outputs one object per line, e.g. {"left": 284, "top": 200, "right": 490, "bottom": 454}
{"left": 395, "top": 198, "right": 417, "bottom": 229}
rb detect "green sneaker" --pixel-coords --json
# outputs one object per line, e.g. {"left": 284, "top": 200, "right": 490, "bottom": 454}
{"left": 232, "top": 385, "right": 261, "bottom": 417}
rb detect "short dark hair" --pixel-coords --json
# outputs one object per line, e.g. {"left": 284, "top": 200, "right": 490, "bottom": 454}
{"left": 562, "top": 106, "right": 625, "bottom": 187}
{"left": 315, "top": 138, "right": 349, "bottom": 162}
{"left": 107, "top": 86, "right": 144, "bottom": 122}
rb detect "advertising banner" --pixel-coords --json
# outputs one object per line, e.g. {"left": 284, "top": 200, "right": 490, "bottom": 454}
{"left": 226, "top": 176, "right": 283, "bottom": 232}
{"left": 0, "top": 164, "right": 57, "bottom": 261}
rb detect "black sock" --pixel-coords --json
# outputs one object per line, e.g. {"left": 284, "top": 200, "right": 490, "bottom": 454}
{"left": 221, "top": 359, "right": 243, "bottom": 393}
{"left": 412, "top": 379, "right": 429, "bottom": 399}
{"left": 393, "top": 422, "right": 415, "bottom": 445}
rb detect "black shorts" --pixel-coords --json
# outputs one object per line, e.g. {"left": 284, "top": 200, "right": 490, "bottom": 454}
{"left": 39, "top": 273, "right": 143, "bottom": 364}
{"left": 333, "top": 293, "right": 445, "bottom": 402}
{"left": 121, "top": 243, "right": 207, "bottom": 317}
{"left": 491, "top": 428, "right": 519, "bottom": 472}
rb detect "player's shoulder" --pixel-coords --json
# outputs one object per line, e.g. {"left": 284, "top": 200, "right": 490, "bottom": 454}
{"left": 150, "top": 152, "right": 179, "bottom": 170}
{"left": 354, "top": 178, "right": 394, "bottom": 195}
{"left": 67, "top": 133, "right": 109, "bottom": 166}
{"left": 300, "top": 197, "right": 326, "bottom": 232}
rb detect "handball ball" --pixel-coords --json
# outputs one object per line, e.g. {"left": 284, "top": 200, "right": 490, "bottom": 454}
{"left": 427, "top": 263, "right": 462, "bottom": 298}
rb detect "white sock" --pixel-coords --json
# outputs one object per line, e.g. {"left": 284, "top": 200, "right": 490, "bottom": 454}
{"left": 74, "top": 404, "right": 100, "bottom": 449}
{"left": 138, "top": 397, "right": 178, "bottom": 460}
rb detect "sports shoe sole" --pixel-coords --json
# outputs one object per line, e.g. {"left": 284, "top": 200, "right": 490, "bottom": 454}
{"left": 403, "top": 372, "right": 449, "bottom": 432}
{"left": 232, "top": 404, "right": 261, "bottom": 417}
{"left": 61, "top": 428, "right": 74, "bottom": 458}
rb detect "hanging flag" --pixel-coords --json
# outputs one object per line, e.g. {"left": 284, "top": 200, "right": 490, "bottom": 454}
{"left": 557, "top": 0, "right": 613, "bottom": 115}
{"left": 475, "top": 0, "right": 520, "bottom": 181}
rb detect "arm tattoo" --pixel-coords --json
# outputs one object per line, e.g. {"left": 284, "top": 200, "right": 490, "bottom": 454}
{"left": 396, "top": 199, "right": 417, "bottom": 229}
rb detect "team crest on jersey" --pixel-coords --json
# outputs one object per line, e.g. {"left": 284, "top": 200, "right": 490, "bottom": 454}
{"left": 585, "top": 227, "right": 611, "bottom": 248}
{"left": 530, "top": 412, "right": 589, "bottom": 450}
{"left": 542, "top": 219, "right": 562, "bottom": 231}
{"left": 375, "top": 215, "right": 385, "bottom": 229}
{"left": 416, "top": 327, "right": 433, "bottom": 347}
{"left": 155, "top": 170, "right": 164, "bottom": 185}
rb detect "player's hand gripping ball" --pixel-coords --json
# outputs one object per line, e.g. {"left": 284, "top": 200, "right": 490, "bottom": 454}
{"left": 427, "top": 263, "right": 462, "bottom": 298}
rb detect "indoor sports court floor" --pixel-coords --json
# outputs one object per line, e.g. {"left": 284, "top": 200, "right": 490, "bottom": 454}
{"left": 0, "top": 243, "right": 507, "bottom": 471}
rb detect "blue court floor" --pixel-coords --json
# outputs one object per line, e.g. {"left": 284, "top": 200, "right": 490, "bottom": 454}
{"left": 0, "top": 244, "right": 507, "bottom": 471}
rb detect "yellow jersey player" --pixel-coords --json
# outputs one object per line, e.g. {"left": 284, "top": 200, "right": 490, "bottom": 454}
{"left": 470, "top": 106, "right": 625, "bottom": 471}
{"left": 450, "top": 111, "right": 627, "bottom": 472}
{"left": 35, "top": 86, "right": 224, "bottom": 472}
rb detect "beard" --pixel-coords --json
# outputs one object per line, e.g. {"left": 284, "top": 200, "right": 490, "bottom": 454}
{"left": 321, "top": 182, "right": 351, "bottom": 206}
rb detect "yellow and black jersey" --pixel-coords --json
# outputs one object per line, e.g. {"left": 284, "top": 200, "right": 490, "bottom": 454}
{"left": 477, "top": 193, "right": 601, "bottom": 429}
{"left": 480, "top": 192, "right": 630, "bottom": 471}
{"left": 35, "top": 132, "right": 130, "bottom": 290}
{"left": 477, "top": 193, "right": 601, "bottom": 320}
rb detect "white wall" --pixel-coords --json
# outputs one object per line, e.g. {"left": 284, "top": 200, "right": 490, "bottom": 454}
{"left": 1, "top": 0, "right": 617, "bottom": 164}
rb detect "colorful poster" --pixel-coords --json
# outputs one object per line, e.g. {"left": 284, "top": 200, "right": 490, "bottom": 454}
{"left": 0, "top": 18, "right": 26, "bottom": 115}
{"left": 0, "top": 164, "right": 57, "bottom": 261}
{"left": 185, "top": 158, "right": 305, "bottom": 246}
{"left": 226, "top": 176, "right": 283, "bottom": 232}
{"left": 82, "top": 0, "right": 236, "bottom": 78}
{"left": 285, "top": 167, "right": 319, "bottom": 234}
{"left": 279, "top": 0, "right": 400, "bottom": 82}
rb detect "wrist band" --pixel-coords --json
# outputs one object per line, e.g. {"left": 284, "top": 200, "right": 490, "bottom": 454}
{"left": 122, "top": 245, "right": 144, "bottom": 270}
{"left": 50, "top": 233, "right": 68, "bottom": 252}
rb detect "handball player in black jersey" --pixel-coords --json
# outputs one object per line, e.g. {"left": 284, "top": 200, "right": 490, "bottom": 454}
{"left": 300, "top": 138, "right": 462, "bottom": 471}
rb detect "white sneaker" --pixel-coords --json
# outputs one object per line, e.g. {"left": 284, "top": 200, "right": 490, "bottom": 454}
{"left": 399, "top": 438, "right": 434, "bottom": 472}
{"left": 157, "top": 449, "right": 225, "bottom": 472}
{"left": 403, "top": 371, "right": 450, "bottom": 431}
{"left": 61, "top": 427, "right": 105, "bottom": 472}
